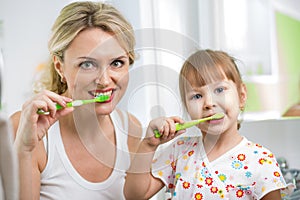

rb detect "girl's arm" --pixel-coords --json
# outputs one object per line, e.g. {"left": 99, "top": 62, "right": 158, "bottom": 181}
{"left": 124, "top": 116, "right": 185, "bottom": 200}
{"left": 261, "top": 189, "right": 282, "bottom": 200}
{"left": 124, "top": 139, "right": 165, "bottom": 200}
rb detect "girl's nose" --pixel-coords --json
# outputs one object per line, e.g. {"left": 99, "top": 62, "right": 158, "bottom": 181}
{"left": 95, "top": 69, "right": 110, "bottom": 87}
{"left": 203, "top": 93, "right": 216, "bottom": 110}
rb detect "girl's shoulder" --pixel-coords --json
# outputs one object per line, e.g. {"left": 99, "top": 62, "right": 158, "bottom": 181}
{"left": 157, "top": 135, "right": 202, "bottom": 157}
{"left": 238, "top": 137, "right": 276, "bottom": 159}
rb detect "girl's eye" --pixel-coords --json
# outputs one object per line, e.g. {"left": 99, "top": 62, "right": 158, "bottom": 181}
{"left": 111, "top": 60, "right": 124, "bottom": 68}
{"left": 215, "top": 87, "right": 225, "bottom": 94}
{"left": 192, "top": 94, "right": 202, "bottom": 100}
{"left": 79, "top": 61, "right": 97, "bottom": 70}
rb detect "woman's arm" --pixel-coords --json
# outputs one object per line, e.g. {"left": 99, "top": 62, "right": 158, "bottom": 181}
{"left": 11, "top": 90, "right": 73, "bottom": 200}
{"left": 0, "top": 113, "right": 19, "bottom": 200}
{"left": 11, "top": 111, "right": 41, "bottom": 200}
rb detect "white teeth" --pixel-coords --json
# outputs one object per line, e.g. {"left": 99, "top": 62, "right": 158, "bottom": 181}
{"left": 93, "top": 91, "right": 112, "bottom": 97}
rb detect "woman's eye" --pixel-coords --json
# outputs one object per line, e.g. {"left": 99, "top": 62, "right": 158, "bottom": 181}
{"left": 192, "top": 94, "right": 202, "bottom": 100}
{"left": 111, "top": 60, "right": 124, "bottom": 68}
{"left": 215, "top": 87, "right": 225, "bottom": 94}
{"left": 79, "top": 61, "right": 96, "bottom": 70}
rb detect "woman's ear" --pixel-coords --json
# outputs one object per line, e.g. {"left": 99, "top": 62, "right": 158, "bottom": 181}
{"left": 53, "top": 56, "right": 66, "bottom": 83}
{"left": 239, "top": 83, "right": 247, "bottom": 110}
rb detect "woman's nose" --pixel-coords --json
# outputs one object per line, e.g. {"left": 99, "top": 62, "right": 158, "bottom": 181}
{"left": 95, "top": 69, "right": 110, "bottom": 87}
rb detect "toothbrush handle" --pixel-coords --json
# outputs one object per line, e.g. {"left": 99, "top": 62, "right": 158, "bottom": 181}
{"left": 37, "top": 100, "right": 84, "bottom": 114}
{"left": 153, "top": 123, "right": 184, "bottom": 138}
{"left": 153, "top": 123, "right": 189, "bottom": 138}
{"left": 154, "top": 117, "right": 211, "bottom": 138}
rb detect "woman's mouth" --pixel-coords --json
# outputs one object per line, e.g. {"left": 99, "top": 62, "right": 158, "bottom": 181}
{"left": 88, "top": 89, "right": 113, "bottom": 99}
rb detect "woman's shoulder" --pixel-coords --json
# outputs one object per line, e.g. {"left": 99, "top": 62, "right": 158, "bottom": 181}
{"left": 115, "top": 108, "right": 142, "bottom": 154}
{"left": 9, "top": 111, "right": 22, "bottom": 139}
{"left": 115, "top": 108, "right": 142, "bottom": 136}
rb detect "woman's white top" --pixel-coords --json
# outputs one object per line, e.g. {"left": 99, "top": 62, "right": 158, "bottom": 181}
{"left": 40, "top": 110, "right": 130, "bottom": 200}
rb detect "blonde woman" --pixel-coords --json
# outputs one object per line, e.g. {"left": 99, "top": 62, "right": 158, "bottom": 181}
{"left": 10, "top": 2, "right": 141, "bottom": 199}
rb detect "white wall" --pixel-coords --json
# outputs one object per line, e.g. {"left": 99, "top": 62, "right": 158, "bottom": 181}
{"left": 240, "top": 118, "right": 300, "bottom": 169}
{"left": 0, "top": 0, "right": 70, "bottom": 115}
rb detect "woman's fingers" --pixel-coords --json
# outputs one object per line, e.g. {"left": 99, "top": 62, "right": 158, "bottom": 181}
{"left": 30, "top": 90, "right": 72, "bottom": 117}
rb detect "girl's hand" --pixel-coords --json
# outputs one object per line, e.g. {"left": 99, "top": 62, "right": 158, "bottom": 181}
{"left": 15, "top": 90, "right": 73, "bottom": 152}
{"left": 145, "top": 116, "right": 186, "bottom": 147}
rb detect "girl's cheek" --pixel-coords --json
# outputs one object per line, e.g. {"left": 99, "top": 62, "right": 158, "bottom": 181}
{"left": 187, "top": 102, "right": 202, "bottom": 118}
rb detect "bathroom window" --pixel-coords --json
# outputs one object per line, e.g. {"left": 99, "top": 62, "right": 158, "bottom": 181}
{"left": 215, "top": 0, "right": 278, "bottom": 82}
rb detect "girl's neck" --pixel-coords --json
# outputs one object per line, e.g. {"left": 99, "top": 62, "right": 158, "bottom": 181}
{"left": 202, "top": 131, "right": 243, "bottom": 162}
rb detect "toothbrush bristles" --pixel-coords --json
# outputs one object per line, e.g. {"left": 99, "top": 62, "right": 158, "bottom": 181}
{"left": 95, "top": 94, "right": 109, "bottom": 102}
{"left": 212, "top": 112, "right": 225, "bottom": 119}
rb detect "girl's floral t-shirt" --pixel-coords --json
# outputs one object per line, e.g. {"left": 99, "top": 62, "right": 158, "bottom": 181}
{"left": 151, "top": 136, "right": 289, "bottom": 200}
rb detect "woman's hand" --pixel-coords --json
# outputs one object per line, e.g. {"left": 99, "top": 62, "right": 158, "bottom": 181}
{"left": 15, "top": 90, "right": 73, "bottom": 152}
{"left": 145, "top": 116, "right": 186, "bottom": 148}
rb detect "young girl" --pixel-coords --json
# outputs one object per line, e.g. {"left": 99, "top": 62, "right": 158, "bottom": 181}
{"left": 124, "top": 49, "right": 289, "bottom": 199}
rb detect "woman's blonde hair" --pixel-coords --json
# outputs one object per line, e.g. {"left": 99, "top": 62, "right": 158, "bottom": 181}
{"left": 35, "top": 1, "right": 135, "bottom": 94}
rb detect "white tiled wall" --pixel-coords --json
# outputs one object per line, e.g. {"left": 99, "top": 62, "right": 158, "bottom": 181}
{"left": 239, "top": 118, "right": 300, "bottom": 169}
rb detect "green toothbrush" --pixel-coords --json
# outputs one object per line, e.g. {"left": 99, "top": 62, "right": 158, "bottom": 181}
{"left": 37, "top": 95, "right": 110, "bottom": 115}
{"left": 154, "top": 113, "right": 225, "bottom": 138}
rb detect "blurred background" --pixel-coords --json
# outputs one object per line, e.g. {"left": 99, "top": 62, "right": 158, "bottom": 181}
{"left": 0, "top": 0, "right": 299, "bottom": 198}
{"left": 0, "top": 0, "right": 299, "bottom": 119}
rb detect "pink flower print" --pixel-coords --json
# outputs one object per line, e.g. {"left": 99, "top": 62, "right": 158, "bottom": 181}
{"left": 205, "top": 177, "right": 213, "bottom": 186}
{"left": 236, "top": 189, "right": 244, "bottom": 198}
{"left": 255, "top": 144, "right": 262, "bottom": 148}
{"left": 237, "top": 154, "right": 246, "bottom": 161}
{"left": 210, "top": 186, "right": 218, "bottom": 194}
{"left": 182, "top": 181, "right": 190, "bottom": 189}
{"left": 168, "top": 183, "right": 175, "bottom": 189}
{"left": 258, "top": 158, "right": 266, "bottom": 165}
{"left": 268, "top": 153, "right": 274, "bottom": 158}
{"left": 194, "top": 192, "right": 203, "bottom": 200}
{"left": 274, "top": 171, "right": 281, "bottom": 177}
{"left": 188, "top": 150, "right": 194, "bottom": 156}
{"left": 171, "top": 161, "right": 176, "bottom": 171}
{"left": 226, "top": 184, "right": 234, "bottom": 192}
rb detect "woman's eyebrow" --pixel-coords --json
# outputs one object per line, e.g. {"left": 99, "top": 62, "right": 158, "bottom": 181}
{"left": 111, "top": 55, "right": 128, "bottom": 60}
{"left": 77, "top": 56, "right": 97, "bottom": 61}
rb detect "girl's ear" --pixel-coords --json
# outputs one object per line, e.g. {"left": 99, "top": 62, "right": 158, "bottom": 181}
{"left": 239, "top": 83, "right": 247, "bottom": 110}
{"left": 53, "top": 56, "right": 66, "bottom": 82}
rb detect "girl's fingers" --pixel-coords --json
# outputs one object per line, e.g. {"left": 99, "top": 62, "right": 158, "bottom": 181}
{"left": 159, "top": 117, "right": 180, "bottom": 139}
